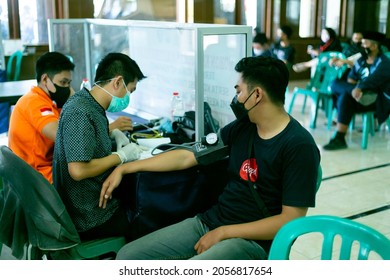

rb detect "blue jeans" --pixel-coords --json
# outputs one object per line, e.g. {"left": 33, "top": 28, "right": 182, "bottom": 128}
{"left": 116, "top": 217, "right": 268, "bottom": 260}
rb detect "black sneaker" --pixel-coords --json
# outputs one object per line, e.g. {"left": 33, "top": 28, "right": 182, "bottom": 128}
{"left": 323, "top": 137, "right": 347, "bottom": 151}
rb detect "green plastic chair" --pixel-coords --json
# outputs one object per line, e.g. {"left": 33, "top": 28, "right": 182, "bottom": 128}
{"left": 360, "top": 112, "right": 376, "bottom": 149}
{"left": 340, "top": 42, "right": 350, "bottom": 52}
{"left": 0, "top": 179, "right": 2, "bottom": 256}
{"left": 0, "top": 145, "right": 126, "bottom": 260}
{"left": 268, "top": 215, "right": 390, "bottom": 260}
{"left": 387, "top": 116, "right": 390, "bottom": 131}
{"left": 316, "top": 164, "right": 322, "bottom": 192}
{"left": 6, "top": 50, "right": 23, "bottom": 81}
{"left": 349, "top": 111, "right": 376, "bottom": 149}
{"left": 288, "top": 52, "right": 347, "bottom": 129}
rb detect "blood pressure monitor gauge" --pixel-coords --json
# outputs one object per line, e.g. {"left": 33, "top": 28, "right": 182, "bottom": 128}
{"left": 202, "top": 132, "right": 218, "bottom": 145}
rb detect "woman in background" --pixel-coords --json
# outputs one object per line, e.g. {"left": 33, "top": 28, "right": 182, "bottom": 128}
{"left": 293, "top": 27, "right": 342, "bottom": 73}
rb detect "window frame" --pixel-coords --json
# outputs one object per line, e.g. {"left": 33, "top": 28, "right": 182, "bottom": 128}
{"left": 4, "top": 0, "right": 62, "bottom": 41}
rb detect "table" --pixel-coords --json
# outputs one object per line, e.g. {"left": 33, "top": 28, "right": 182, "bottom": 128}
{"left": 0, "top": 79, "right": 36, "bottom": 104}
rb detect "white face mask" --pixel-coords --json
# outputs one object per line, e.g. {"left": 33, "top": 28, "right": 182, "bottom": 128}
{"left": 321, "top": 32, "right": 330, "bottom": 43}
{"left": 253, "top": 49, "right": 264, "bottom": 56}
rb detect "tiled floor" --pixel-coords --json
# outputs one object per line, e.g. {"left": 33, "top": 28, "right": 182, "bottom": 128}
{"left": 1, "top": 80, "right": 389, "bottom": 260}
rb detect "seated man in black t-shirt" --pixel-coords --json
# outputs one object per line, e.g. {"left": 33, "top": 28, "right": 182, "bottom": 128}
{"left": 100, "top": 56, "right": 321, "bottom": 260}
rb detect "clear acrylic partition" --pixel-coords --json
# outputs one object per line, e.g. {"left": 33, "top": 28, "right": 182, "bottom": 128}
{"left": 48, "top": 19, "right": 129, "bottom": 88}
{"left": 48, "top": 19, "right": 251, "bottom": 139}
{"left": 90, "top": 21, "right": 129, "bottom": 78}
{"left": 201, "top": 31, "right": 248, "bottom": 133}
{"left": 127, "top": 22, "right": 197, "bottom": 123}
{"left": 48, "top": 20, "right": 88, "bottom": 84}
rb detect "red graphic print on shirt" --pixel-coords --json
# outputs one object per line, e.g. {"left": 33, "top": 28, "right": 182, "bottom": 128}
{"left": 240, "top": 158, "right": 258, "bottom": 182}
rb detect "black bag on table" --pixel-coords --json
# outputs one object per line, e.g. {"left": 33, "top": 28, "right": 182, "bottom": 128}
{"left": 169, "top": 102, "right": 220, "bottom": 144}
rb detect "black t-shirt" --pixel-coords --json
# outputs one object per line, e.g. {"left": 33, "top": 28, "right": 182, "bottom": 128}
{"left": 198, "top": 116, "right": 320, "bottom": 251}
{"left": 271, "top": 42, "right": 296, "bottom": 66}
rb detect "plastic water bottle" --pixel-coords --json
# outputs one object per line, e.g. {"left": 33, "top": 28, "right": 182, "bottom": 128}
{"left": 171, "top": 92, "right": 184, "bottom": 122}
{"left": 80, "top": 78, "right": 91, "bottom": 90}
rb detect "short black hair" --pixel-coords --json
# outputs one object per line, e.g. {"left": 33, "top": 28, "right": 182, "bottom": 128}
{"left": 35, "top": 52, "right": 75, "bottom": 83}
{"left": 94, "top": 52, "right": 146, "bottom": 85}
{"left": 280, "top": 25, "right": 293, "bottom": 39}
{"left": 235, "top": 56, "right": 289, "bottom": 105}
{"left": 253, "top": 27, "right": 261, "bottom": 35}
{"left": 253, "top": 33, "right": 269, "bottom": 45}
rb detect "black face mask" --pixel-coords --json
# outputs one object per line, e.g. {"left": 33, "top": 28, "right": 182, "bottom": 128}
{"left": 229, "top": 90, "right": 258, "bottom": 121}
{"left": 230, "top": 95, "right": 248, "bottom": 120}
{"left": 48, "top": 83, "right": 71, "bottom": 108}
{"left": 360, "top": 48, "right": 370, "bottom": 59}
{"left": 364, "top": 48, "right": 372, "bottom": 55}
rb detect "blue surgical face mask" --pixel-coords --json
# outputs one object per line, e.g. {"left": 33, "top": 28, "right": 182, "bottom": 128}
{"left": 95, "top": 79, "right": 130, "bottom": 112}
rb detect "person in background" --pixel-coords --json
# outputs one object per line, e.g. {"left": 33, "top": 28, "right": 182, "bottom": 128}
{"left": 252, "top": 33, "right": 273, "bottom": 57}
{"left": 8, "top": 52, "right": 75, "bottom": 184}
{"left": 293, "top": 27, "right": 342, "bottom": 73}
{"left": 271, "top": 25, "right": 295, "bottom": 70}
{"left": 100, "top": 56, "right": 320, "bottom": 260}
{"left": 308, "top": 27, "right": 342, "bottom": 58}
{"left": 252, "top": 26, "right": 261, "bottom": 37}
{"left": 323, "top": 31, "right": 390, "bottom": 150}
{"left": 53, "top": 52, "right": 147, "bottom": 241}
{"left": 329, "top": 31, "right": 364, "bottom": 70}
{"left": 343, "top": 31, "right": 364, "bottom": 58}
{"left": 323, "top": 31, "right": 365, "bottom": 126}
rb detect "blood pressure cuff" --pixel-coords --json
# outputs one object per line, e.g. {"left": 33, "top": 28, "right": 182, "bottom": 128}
{"left": 191, "top": 140, "right": 229, "bottom": 166}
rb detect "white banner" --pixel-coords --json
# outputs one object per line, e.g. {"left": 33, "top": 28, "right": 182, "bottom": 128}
{"left": 0, "top": 260, "right": 389, "bottom": 280}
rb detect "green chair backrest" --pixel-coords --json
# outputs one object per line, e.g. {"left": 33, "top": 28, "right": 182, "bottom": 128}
{"left": 308, "top": 52, "right": 347, "bottom": 94}
{"left": 6, "top": 50, "right": 23, "bottom": 81}
{"left": 340, "top": 42, "right": 349, "bottom": 52}
{"left": 0, "top": 145, "right": 125, "bottom": 259}
{"left": 384, "top": 51, "right": 390, "bottom": 59}
{"left": 0, "top": 176, "right": 2, "bottom": 255}
{"left": 268, "top": 215, "right": 390, "bottom": 260}
{"left": 316, "top": 164, "right": 322, "bottom": 192}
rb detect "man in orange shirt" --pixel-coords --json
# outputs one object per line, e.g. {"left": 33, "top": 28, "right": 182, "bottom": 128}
{"left": 8, "top": 52, "right": 75, "bottom": 183}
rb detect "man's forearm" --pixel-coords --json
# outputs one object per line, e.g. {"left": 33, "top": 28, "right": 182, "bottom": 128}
{"left": 119, "top": 149, "right": 198, "bottom": 174}
{"left": 68, "top": 153, "right": 121, "bottom": 181}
